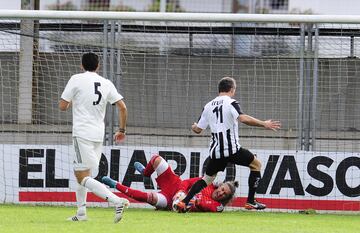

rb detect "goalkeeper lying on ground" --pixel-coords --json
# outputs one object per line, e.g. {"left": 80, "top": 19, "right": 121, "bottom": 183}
{"left": 102, "top": 154, "right": 238, "bottom": 212}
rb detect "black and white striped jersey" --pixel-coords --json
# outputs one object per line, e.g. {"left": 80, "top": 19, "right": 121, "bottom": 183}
{"left": 197, "top": 95, "right": 243, "bottom": 159}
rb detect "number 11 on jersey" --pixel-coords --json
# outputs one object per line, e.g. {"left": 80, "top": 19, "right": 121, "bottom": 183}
{"left": 213, "top": 105, "right": 223, "bottom": 123}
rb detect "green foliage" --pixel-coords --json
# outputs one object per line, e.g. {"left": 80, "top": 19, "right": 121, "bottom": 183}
{"left": 83, "top": 2, "right": 135, "bottom": 11}
{"left": 84, "top": 2, "right": 110, "bottom": 11}
{"left": 46, "top": 1, "right": 77, "bottom": 11}
{"left": 148, "top": 0, "right": 184, "bottom": 12}
{"left": 0, "top": 204, "right": 359, "bottom": 233}
{"left": 110, "top": 5, "right": 136, "bottom": 12}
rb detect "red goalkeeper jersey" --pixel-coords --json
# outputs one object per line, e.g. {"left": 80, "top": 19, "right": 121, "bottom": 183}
{"left": 179, "top": 177, "right": 224, "bottom": 212}
{"left": 155, "top": 167, "right": 224, "bottom": 212}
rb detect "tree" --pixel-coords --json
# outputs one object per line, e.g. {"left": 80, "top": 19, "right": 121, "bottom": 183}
{"left": 84, "top": 0, "right": 110, "bottom": 11}
{"left": 148, "top": 0, "right": 184, "bottom": 12}
{"left": 46, "top": 1, "right": 77, "bottom": 11}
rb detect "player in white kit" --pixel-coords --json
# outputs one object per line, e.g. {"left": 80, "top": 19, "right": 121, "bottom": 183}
{"left": 59, "top": 52, "right": 129, "bottom": 223}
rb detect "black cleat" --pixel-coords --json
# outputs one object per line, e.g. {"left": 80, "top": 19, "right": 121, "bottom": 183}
{"left": 244, "top": 200, "right": 266, "bottom": 210}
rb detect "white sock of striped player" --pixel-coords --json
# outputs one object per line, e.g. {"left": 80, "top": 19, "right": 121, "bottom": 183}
{"left": 76, "top": 183, "right": 87, "bottom": 216}
{"left": 81, "top": 176, "right": 122, "bottom": 204}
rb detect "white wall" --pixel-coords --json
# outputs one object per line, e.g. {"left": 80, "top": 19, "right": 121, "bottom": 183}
{"left": 179, "top": 0, "right": 233, "bottom": 13}
{"left": 0, "top": 0, "right": 151, "bottom": 11}
{"left": 1, "top": 144, "right": 358, "bottom": 211}
{"left": 1, "top": 0, "right": 359, "bottom": 15}
{"left": 289, "top": 0, "right": 360, "bottom": 14}
{"left": 115, "top": 0, "right": 152, "bottom": 11}
{"left": 0, "top": 0, "right": 229, "bottom": 12}
{"left": 0, "top": 0, "right": 80, "bottom": 10}
{"left": 0, "top": 0, "right": 20, "bottom": 9}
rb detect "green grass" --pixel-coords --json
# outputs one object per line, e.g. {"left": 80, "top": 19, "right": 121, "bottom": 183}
{"left": 0, "top": 204, "right": 359, "bottom": 233}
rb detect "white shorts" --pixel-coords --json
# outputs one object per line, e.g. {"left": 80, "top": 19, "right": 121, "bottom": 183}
{"left": 155, "top": 193, "right": 168, "bottom": 209}
{"left": 73, "top": 137, "right": 103, "bottom": 171}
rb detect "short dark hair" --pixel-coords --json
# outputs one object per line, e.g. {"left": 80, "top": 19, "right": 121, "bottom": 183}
{"left": 82, "top": 52, "right": 99, "bottom": 71}
{"left": 218, "top": 77, "right": 236, "bottom": 93}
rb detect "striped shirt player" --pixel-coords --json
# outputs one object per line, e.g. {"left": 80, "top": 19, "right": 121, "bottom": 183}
{"left": 197, "top": 95, "right": 242, "bottom": 159}
{"left": 59, "top": 52, "right": 129, "bottom": 223}
{"left": 176, "top": 76, "right": 281, "bottom": 212}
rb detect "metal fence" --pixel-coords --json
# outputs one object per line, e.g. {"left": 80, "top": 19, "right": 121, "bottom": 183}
{"left": 0, "top": 11, "right": 360, "bottom": 153}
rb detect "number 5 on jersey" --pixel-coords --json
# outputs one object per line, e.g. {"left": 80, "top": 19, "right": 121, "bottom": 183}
{"left": 93, "top": 82, "right": 102, "bottom": 105}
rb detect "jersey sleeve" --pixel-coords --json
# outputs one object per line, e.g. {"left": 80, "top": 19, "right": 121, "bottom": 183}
{"left": 196, "top": 108, "right": 209, "bottom": 129}
{"left": 61, "top": 76, "right": 76, "bottom": 102}
{"left": 179, "top": 177, "right": 201, "bottom": 192}
{"left": 192, "top": 196, "right": 224, "bottom": 212}
{"left": 230, "top": 100, "right": 243, "bottom": 118}
{"left": 107, "top": 81, "right": 123, "bottom": 104}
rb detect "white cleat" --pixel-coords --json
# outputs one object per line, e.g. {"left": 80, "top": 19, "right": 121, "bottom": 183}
{"left": 114, "top": 198, "right": 130, "bottom": 223}
{"left": 67, "top": 215, "right": 88, "bottom": 222}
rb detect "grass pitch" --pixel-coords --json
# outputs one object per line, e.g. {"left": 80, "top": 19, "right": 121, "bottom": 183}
{"left": 0, "top": 204, "right": 359, "bottom": 233}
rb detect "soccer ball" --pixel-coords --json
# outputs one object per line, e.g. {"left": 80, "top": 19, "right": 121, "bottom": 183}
{"left": 172, "top": 191, "right": 186, "bottom": 202}
{"left": 171, "top": 191, "right": 198, "bottom": 212}
{"left": 172, "top": 191, "right": 186, "bottom": 211}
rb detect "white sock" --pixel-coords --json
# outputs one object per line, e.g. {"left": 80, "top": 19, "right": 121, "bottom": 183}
{"left": 76, "top": 183, "right": 87, "bottom": 216}
{"left": 81, "top": 176, "right": 121, "bottom": 204}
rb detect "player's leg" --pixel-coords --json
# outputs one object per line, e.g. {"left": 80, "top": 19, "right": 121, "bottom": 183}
{"left": 134, "top": 154, "right": 165, "bottom": 177}
{"left": 153, "top": 160, "right": 183, "bottom": 210}
{"left": 75, "top": 182, "right": 87, "bottom": 217}
{"left": 231, "top": 147, "right": 265, "bottom": 210}
{"left": 67, "top": 169, "right": 89, "bottom": 221}
{"left": 152, "top": 155, "right": 170, "bottom": 176}
{"left": 102, "top": 176, "right": 153, "bottom": 204}
{"left": 102, "top": 176, "right": 169, "bottom": 209}
{"left": 179, "top": 174, "right": 214, "bottom": 207}
{"left": 71, "top": 137, "right": 129, "bottom": 223}
{"left": 73, "top": 170, "right": 130, "bottom": 223}
{"left": 246, "top": 156, "right": 266, "bottom": 210}
{"left": 153, "top": 193, "right": 169, "bottom": 209}
{"left": 67, "top": 137, "right": 90, "bottom": 221}
{"left": 177, "top": 158, "right": 225, "bottom": 212}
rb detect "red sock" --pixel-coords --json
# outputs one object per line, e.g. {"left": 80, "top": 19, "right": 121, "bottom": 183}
{"left": 116, "top": 183, "right": 149, "bottom": 202}
{"left": 143, "top": 154, "right": 160, "bottom": 177}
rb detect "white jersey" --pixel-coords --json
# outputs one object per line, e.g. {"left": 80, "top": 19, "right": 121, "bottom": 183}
{"left": 61, "top": 71, "right": 123, "bottom": 142}
{"left": 197, "top": 95, "right": 243, "bottom": 159}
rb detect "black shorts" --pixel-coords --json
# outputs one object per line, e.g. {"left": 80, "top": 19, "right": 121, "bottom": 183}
{"left": 205, "top": 147, "right": 255, "bottom": 176}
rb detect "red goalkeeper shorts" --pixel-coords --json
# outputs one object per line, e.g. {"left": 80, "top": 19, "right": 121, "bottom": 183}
{"left": 155, "top": 167, "right": 182, "bottom": 209}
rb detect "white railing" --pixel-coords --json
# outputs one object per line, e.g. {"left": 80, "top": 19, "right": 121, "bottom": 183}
{"left": 1, "top": 10, "right": 360, "bottom": 23}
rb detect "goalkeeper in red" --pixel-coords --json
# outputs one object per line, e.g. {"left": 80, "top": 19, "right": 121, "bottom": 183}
{"left": 176, "top": 77, "right": 281, "bottom": 212}
{"left": 102, "top": 154, "right": 239, "bottom": 212}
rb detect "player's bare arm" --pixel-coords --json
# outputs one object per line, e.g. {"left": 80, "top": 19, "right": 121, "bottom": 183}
{"left": 58, "top": 99, "right": 71, "bottom": 111}
{"left": 114, "top": 99, "right": 127, "bottom": 143}
{"left": 191, "top": 122, "right": 203, "bottom": 134}
{"left": 239, "top": 114, "right": 281, "bottom": 131}
{"left": 263, "top": 119, "right": 281, "bottom": 131}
